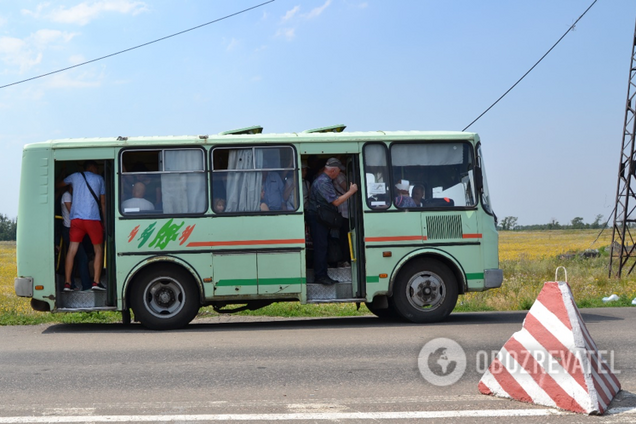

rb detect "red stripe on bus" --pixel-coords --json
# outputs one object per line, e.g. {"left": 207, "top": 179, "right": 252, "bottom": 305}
{"left": 187, "top": 239, "right": 305, "bottom": 247}
{"left": 365, "top": 236, "right": 426, "bottom": 242}
{"left": 463, "top": 234, "right": 482, "bottom": 238}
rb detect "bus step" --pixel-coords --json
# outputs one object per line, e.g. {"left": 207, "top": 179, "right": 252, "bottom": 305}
{"left": 306, "top": 267, "right": 353, "bottom": 300}
{"left": 59, "top": 290, "right": 107, "bottom": 308}
{"left": 307, "top": 282, "right": 353, "bottom": 300}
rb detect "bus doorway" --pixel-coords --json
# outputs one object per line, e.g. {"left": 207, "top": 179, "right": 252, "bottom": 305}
{"left": 54, "top": 159, "right": 116, "bottom": 311}
{"left": 304, "top": 154, "right": 365, "bottom": 303}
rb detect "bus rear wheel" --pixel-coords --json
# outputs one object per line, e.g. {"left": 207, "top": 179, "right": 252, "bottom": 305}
{"left": 131, "top": 266, "right": 200, "bottom": 330}
{"left": 392, "top": 259, "right": 458, "bottom": 323}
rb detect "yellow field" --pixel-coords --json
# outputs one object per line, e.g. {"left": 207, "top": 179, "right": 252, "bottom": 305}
{"left": 499, "top": 229, "right": 613, "bottom": 261}
{"left": 463, "top": 229, "right": 635, "bottom": 311}
{"left": 0, "top": 230, "right": 633, "bottom": 322}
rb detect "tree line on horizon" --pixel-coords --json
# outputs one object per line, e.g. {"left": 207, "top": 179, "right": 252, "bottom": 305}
{"left": 0, "top": 214, "right": 17, "bottom": 241}
{"left": 498, "top": 214, "right": 608, "bottom": 231}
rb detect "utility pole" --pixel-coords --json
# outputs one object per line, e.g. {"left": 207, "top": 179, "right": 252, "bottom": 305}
{"left": 610, "top": 17, "right": 636, "bottom": 277}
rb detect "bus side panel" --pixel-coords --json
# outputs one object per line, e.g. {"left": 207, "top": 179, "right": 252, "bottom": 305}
{"left": 362, "top": 209, "right": 494, "bottom": 300}
{"left": 361, "top": 211, "right": 424, "bottom": 300}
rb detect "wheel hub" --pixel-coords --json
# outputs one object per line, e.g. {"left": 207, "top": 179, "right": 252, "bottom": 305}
{"left": 155, "top": 287, "right": 176, "bottom": 306}
{"left": 144, "top": 278, "right": 185, "bottom": 318}
{"left": 407, "top": 273, "right": 444, "bottom": 310}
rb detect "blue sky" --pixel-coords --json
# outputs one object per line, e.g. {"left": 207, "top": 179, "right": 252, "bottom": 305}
{"left": 0, "top": 0, "right": 633, "bottom": 226}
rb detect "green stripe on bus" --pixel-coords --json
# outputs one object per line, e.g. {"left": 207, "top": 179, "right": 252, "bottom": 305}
{"left": 465, "top": 273, "right": 484, "bottom": 280}
{"left": 366, "top": 276, "right": 380, "bottom": 283}
{"left": 216, "top": 277, "right": 304, "bottom": 286}
{"left": 258, "top": 277, "right": 305, "bottom": 285}
{"left": 216, "top": 279, "right": 258, "bottom": 286}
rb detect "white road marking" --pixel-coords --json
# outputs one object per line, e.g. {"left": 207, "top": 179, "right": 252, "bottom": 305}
{"left": 0, "top": 409, "right": 567, "bottom": 423}
{"left": 0, "top": 406, "right": 634, "bottom": 423}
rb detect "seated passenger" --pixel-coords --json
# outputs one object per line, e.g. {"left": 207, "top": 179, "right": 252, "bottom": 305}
{"left": 260, "top": 188, "right": 270, "bottom": 211}
{"left": 394, "top": 180, "right": 417, "bottom": 208}
{"left": 262, "top": 171, "right": 285, "bottom": 211}
{"left": 122, "top": 182, "right": 154, "bottom": 212}
{"left": 411, "top": 184, "right": 425, "bottom": 207}
{"left": 213, "top": 198, "right": 226, "bottom": 213}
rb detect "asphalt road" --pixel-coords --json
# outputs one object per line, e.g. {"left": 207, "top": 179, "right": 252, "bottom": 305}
{"left": 0, "top": 308, "right": 634, "bottom": 423}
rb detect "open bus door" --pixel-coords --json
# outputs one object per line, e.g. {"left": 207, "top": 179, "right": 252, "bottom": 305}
{"left": 55, "top": 159, "right": 116, "bottom": 312}
{"left": 305, "top": 154, "right": 366, "bottom": 303}
{"left": 346, "top": 155, "right": 366, "bottom": 299}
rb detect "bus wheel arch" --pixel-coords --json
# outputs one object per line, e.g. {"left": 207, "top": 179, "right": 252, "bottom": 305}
{"left": 127, "top": 261, "right": 202, "bottom": 330}
{"left": 389, "top": 252, "right": 466, "bottom": 296}
{"left": 389, "top": 254, "right": 464, "bottom": 324}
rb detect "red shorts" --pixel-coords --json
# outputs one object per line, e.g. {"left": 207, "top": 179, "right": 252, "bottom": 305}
{"left": 69, "top": 219, "right": 104, "bottom": 244}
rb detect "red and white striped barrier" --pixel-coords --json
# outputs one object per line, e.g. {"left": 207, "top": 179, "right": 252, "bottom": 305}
{"left": 478, "top": 280, "right": 621, "bottom": 415}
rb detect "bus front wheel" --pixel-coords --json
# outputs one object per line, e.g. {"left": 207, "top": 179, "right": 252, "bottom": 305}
{"left": 131, "top": 267, "right": 200, "bottom": 330}
{"left": 392, "top": 259, "right": 458, "bottom": 323}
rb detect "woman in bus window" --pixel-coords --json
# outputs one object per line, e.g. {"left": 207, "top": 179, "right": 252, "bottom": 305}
{"left": 394, "top": 180, "right": 417, "bottom": 208}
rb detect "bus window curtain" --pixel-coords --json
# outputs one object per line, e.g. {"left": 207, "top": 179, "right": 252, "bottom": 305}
{"left": 161, "top": 150, "right": 206, "bottom": 214}
{"left": 225, "top": 149, "right": 263, "bottom": 212}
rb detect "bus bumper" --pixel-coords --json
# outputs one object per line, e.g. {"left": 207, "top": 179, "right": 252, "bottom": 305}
{"left": 484, "top": 269, "right": 503, "bottom": 289}
{"left": 14, "top": 277, "right": 33, "bottom": 297}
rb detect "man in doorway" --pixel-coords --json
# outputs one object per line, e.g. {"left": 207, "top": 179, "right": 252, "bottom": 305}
{"left": 60, "top": 161, "right": 107, "bottom": 291}
{"left": 306, "top": 158, "right": 358, "bottom": 285}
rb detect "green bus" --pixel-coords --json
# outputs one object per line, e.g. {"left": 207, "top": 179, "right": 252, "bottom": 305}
{"left": 14, "top": 125, "right": 502, "bottom": 330}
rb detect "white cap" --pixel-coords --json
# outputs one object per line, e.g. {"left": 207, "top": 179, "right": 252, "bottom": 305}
{"left": 395, "top": 179, "right": 410, "bottom": 191}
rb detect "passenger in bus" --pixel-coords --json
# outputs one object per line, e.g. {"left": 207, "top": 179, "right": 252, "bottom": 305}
{"left": 60, "top": 187, "right": 92, "bottom": 291}
{"left": 411, "top": 184, "right": 425, "bottom": 207}
{"left": 121, "top": 182, "right": 154, "bottom": 212}
{"left": 307, "top": 158, "right": 358, "bottom": 285}
{"left": 213, "top": 198, "right": 226, "bottom": 213}
{"left": 394, "top": 180, "right": 417, "bottom": 208}
{"left": 60, "top": 160, "right": 107, "bottom": 291}
{"left": 262, "top": 171, "right": 285, "bottom": 211}
{"left": 260, "top": 188, "right": 270, "bottom": 211}
{"left": 333, "top": 159, "right": 350, "bottom": 266}
{"left": 130, "top": 162, "right": 162, "bottom": 207}
{"left": 283, "top": 175, "right": 297, "bottom": 211}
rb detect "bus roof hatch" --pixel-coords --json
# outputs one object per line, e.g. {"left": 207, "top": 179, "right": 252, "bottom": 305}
{"left": 219, "top": 126, "right": 264, "bottom": 135}
{"left": 303, "top": 124, "right": 346, "bottom": 133}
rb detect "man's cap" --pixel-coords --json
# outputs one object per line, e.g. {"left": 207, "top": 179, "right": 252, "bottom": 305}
{"left": 395, "top": 179, "right": 410, "bottom": 191}
{"left": 325, "top": 157, "right": 345, "bottom": 170}
{"left": 301, "top": 160, "right": 309, "bottom": 169}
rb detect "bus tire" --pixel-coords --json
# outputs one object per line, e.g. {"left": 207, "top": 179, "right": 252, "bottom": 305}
{"left": 392, "top": 259, "right": 458, "bottom": 323}
{"left": 131, "top": 266, "right": 200, "bottom": 330}
{"left": 365, "top": 300, "right": 399, "bottom": 320}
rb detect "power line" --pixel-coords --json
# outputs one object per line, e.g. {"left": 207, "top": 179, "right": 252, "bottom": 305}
{"left": 0, "top": 0, "right": 275, "bottom": 90}
{"left": 463, "top": 0, "right": 598, "bottom": 131}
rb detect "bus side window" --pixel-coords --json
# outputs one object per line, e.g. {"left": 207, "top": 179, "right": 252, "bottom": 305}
{"left": 120, "top": 148, "right": 207, "bottom": 215}
{"left": 212, "top": 146, "right": 297, "bottom": 214}
{"left": 363, "top": 143, "right": 390, "bottom": 209}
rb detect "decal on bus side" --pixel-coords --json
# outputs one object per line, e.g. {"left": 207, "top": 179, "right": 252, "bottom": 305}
{"left": 128, "top": 219, "right": 196, "bottom": 250}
